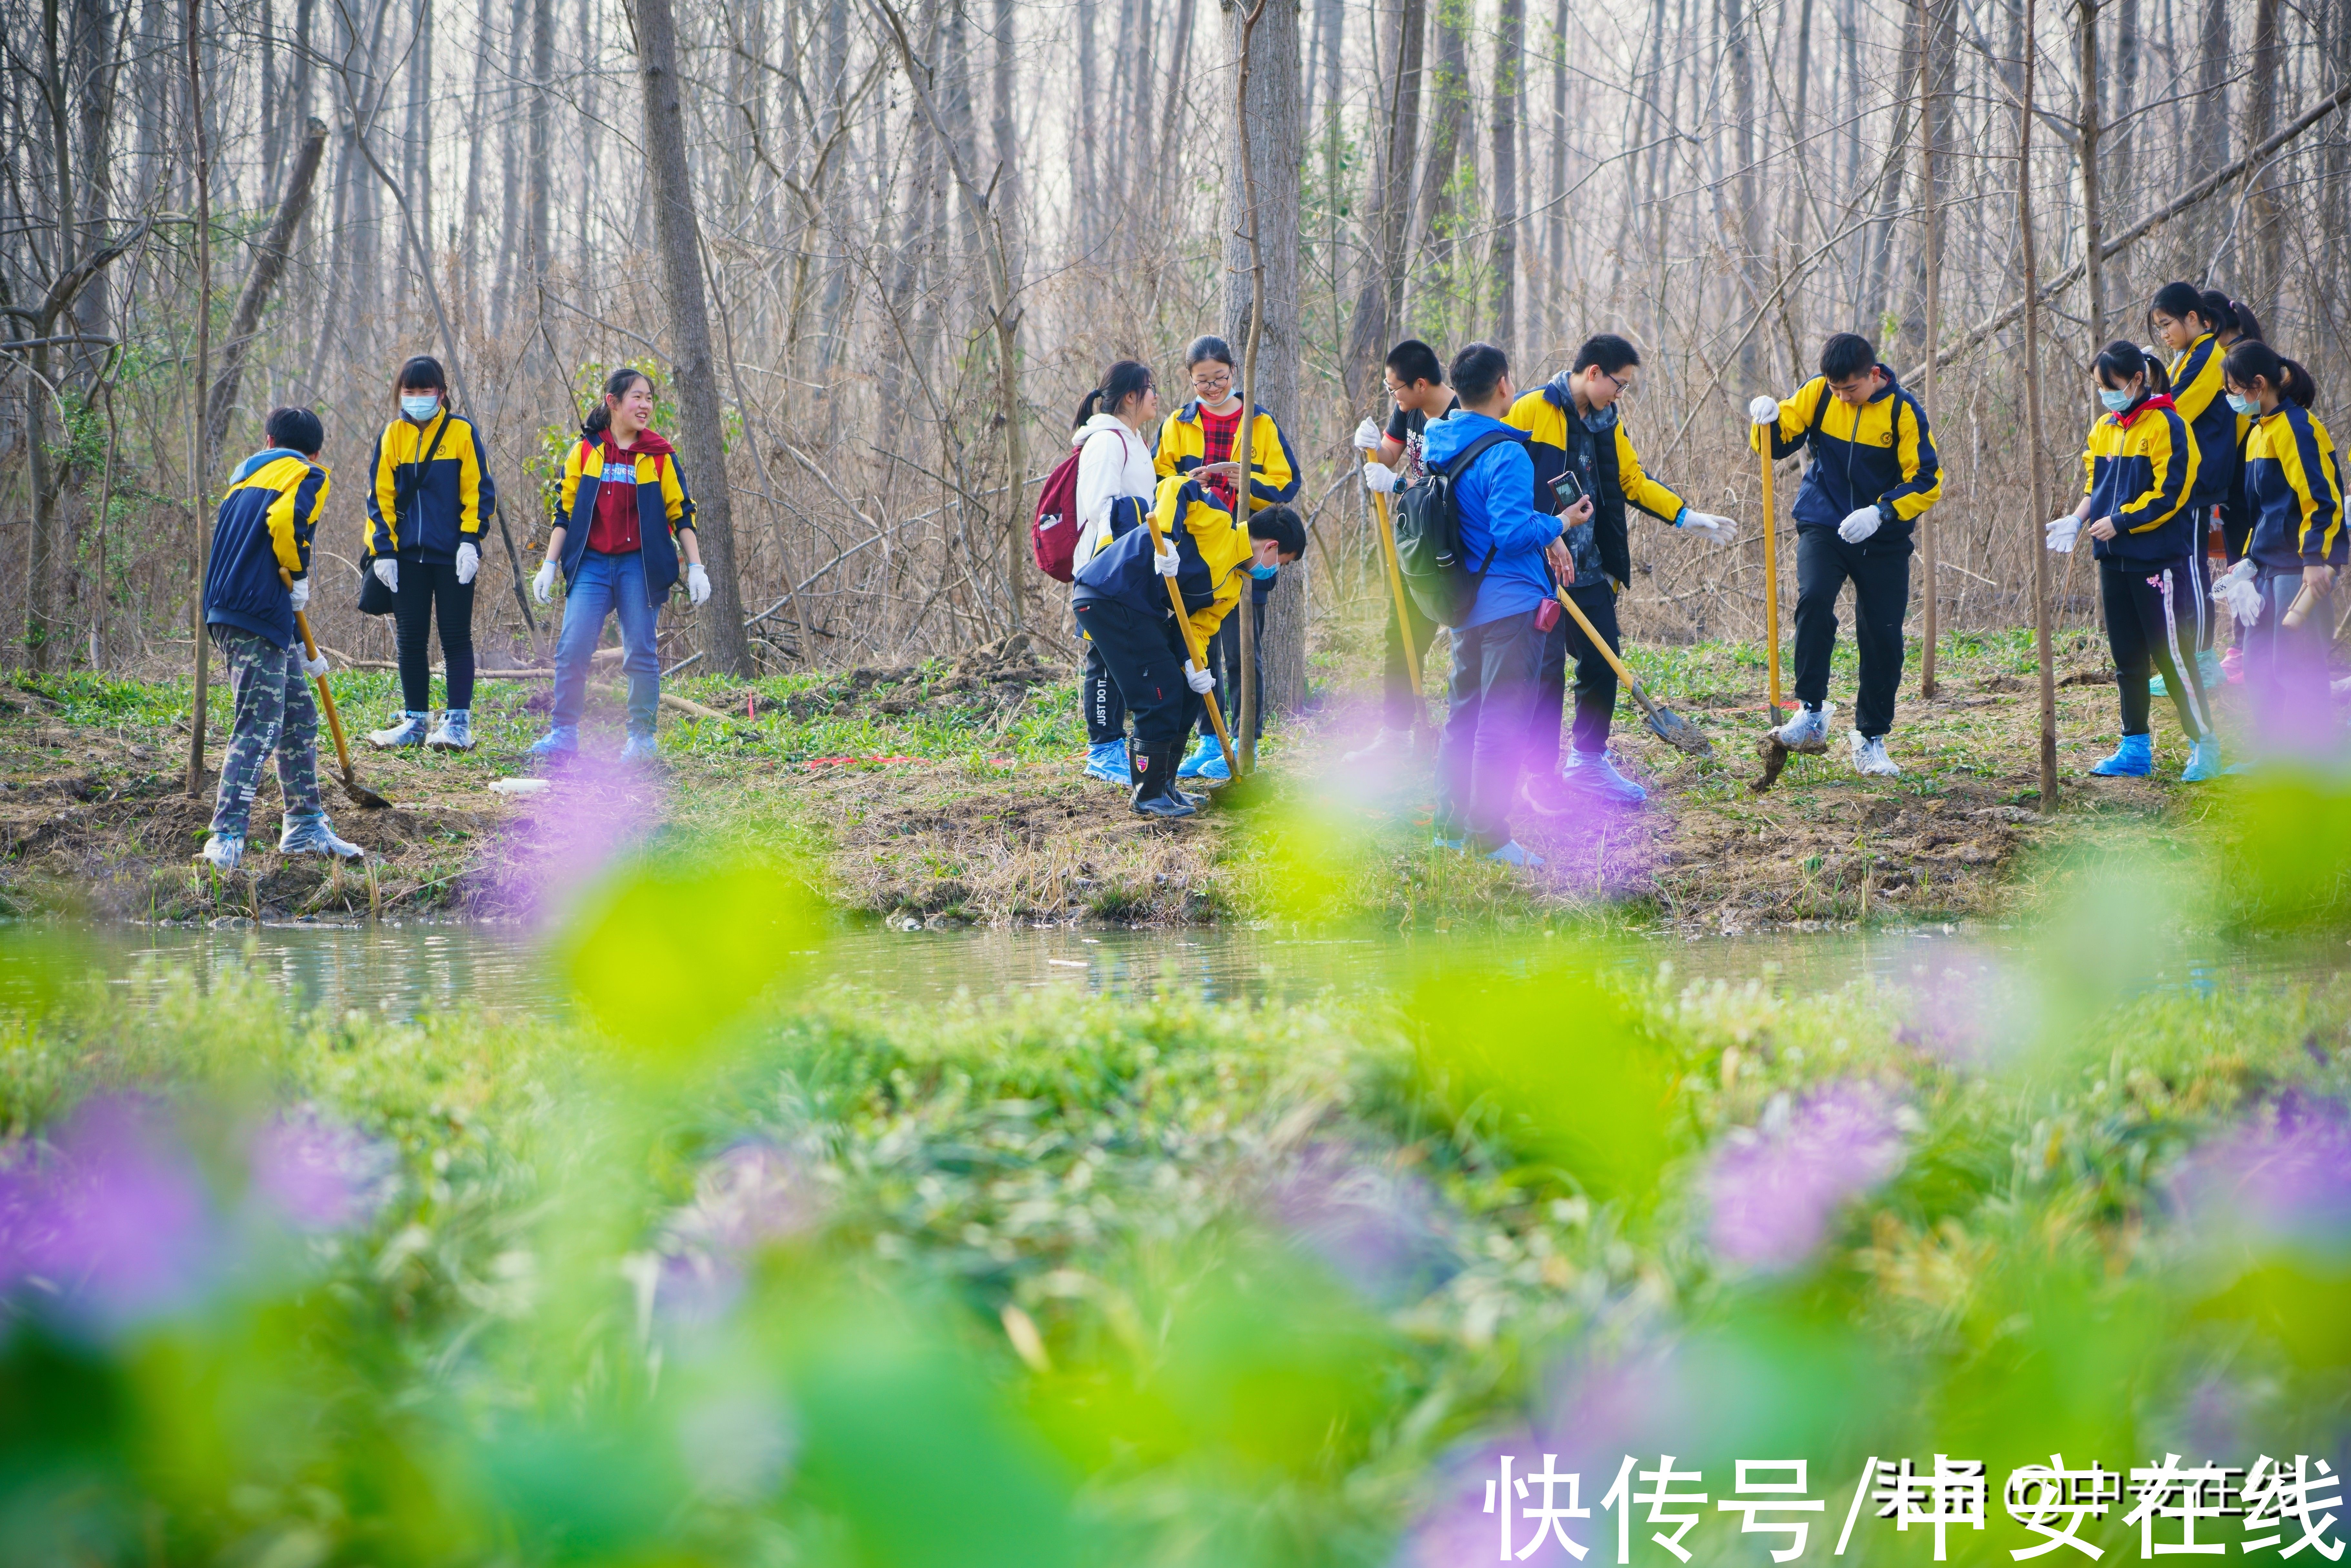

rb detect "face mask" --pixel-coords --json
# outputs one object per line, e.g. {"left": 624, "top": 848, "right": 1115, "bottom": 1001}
{"left": 1249, "top": 563, "right": 1278, "bottom": 582}
{"left": 2227, "top": 393, "right": 2259, "bottom": 417}
{"left": 2099, "top": 388, "right": 2136, "bottom": 413}
{"left": 401, "top": 394, "right": 440, "bottom": 422}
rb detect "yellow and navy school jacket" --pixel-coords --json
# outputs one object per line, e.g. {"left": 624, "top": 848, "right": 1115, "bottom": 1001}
{"left": 2242, "top": 402, "right": 2347, "bottom": 572}
{"left": 1504, "top": 371, "right": 1689, "bottom": 589}
{"left": 1752, "top": 366, "right": 1942, "bottom": 539}
{"left": 204, "top": 447, "right": 329, "bottom": 650}
{"left": 1070, "top": 474, "right": 1253, "bottom": 644}
{"left": 1151, "top": 400, "right": 1301, "bottom": 508}
{"left": 2165, "top": 332, "right": 2237, "bottom": 510}
{"left": 557, "top": 430, "right": 698, "bottom": 608}
{"left": 365, "top": 409, "right": 495, "bottom": 563}
{"left": 2079, "top": 391, "right": 2200, "bottom": 562}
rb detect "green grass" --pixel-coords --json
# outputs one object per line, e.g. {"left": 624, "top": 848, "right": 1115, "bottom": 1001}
{"left": 3, "top": 863, "right": 2348, "bottom": 1563}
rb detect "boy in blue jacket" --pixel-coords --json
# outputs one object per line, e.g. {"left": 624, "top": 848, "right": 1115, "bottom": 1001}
{"left": 1424, "top": 343, "right": 1575, "bottom": 868}
{"left": 198, "top": 408, "right": 365, "bottom": 871}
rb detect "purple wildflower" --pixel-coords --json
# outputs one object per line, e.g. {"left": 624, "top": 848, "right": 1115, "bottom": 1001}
{"left": 1705, "top": 1083, "right": 1906, "bottom": 1271}
{"left": 3, "top": 1096, "right": 219, "bottom": 1329}
{"left": 1267, "top": 1142, "right": 1456, "bottom": 1304}
{"left": 653, "top": 1142, "right": 826, "bottom": 1328}
{"left": 2172, "top": 1093, "right": 2351, "bottom": 1254}
{"left": 249, "top": 1109, "right": 394, "bottom": 1232}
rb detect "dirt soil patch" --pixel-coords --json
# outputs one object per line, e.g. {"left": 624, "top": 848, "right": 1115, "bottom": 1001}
{"left": 0, "top": 628, "right": 2225, "bottom": 928}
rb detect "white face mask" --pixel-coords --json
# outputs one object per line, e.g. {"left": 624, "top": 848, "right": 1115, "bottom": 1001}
{"left": 401, "top": 394, "right": 440, "bottom": 422}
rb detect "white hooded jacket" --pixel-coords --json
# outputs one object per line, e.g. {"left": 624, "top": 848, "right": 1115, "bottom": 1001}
{"left": 1071, "top": 413, "right": 1159, "bottom": 571}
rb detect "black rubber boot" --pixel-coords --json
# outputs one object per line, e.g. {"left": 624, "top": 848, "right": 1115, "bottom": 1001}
{"left": 1130, "top": 742, "right": 1197, "bottom": 819}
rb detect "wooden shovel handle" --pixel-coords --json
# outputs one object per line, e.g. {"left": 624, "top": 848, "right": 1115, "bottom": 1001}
{"left": 1553, "top": 586, "right": 1658, "bottom": 715}
{"left": 1144, "top": 509, "right": 1239, "bottom": 777}
{"left": 280, "top": 567, "right": 357, "bottom": 780}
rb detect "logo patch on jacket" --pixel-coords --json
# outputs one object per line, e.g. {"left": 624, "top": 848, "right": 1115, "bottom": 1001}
{"left": 601, "top": 461, "right": 637, "bottom": 485}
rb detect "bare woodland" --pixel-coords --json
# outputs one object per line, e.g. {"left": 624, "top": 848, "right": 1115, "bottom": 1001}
{"left": 1, "top": 0, "right": 2346, "bottom": 714}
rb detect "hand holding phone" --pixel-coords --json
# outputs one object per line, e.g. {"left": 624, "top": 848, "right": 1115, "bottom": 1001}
{"left": 1552, "top": 470, "right": 1586, "bottom": 510}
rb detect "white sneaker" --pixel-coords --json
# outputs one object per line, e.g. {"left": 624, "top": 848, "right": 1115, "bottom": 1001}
{"left": 1776, "top": 701, "right": 1832, "bottom": 749}
{"left": 1343, "top": 727, "right": 1413, "bottom": 765}
{"left": 1849, "top": 730, "right": 1902, "bottom": 776}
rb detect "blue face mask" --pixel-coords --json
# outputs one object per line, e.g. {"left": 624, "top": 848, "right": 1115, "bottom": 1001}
{"left": 2099, "top": 387, "right": 2136, "bottom": 413}
{"left": 2227, "top": 392, "right": 2259, "bottom": 417}
{"left": 1249, "top": 563, "right": 1278, "bottom": 582}
{"left": 401, "top": 394, "right": 441, "bottom": 422}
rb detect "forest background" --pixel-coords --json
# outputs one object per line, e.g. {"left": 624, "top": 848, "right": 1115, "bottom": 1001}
{"left": 1, "top": 0, "right": 2346, "bottom": 718}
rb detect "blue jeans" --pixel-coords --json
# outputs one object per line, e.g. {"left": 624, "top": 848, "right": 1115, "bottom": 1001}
{"left": 552, "top": 550, "right": 660, "bottom": 737}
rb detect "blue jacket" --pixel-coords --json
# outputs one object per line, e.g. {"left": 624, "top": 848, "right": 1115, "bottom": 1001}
{"left": 1072, "top": 477, "right": 1251, "bottom": 640}
{"left": 1420, "top": 411, "right": 1561, "bottom": 630}
{"left": 1754, "top": 367, "right": 1943, "bottom": 537}
{"left": 365, "top": 410, "right": 495, "bottom": 564}
{"left": 204, "top": 448, "right": 329, "bottom": 650}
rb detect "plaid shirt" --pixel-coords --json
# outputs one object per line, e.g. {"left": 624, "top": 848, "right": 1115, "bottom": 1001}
{"left": 1198, "top": 403, "right": 1244, "bottom": 510}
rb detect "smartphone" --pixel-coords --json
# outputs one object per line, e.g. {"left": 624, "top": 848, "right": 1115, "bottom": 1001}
{"left": 1553, "top": 470, "right": 1587, "bottom": 510}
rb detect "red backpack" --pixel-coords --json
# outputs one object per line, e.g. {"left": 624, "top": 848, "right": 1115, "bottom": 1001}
{"left": 1030, "top": 443, "right": 1088, "bottom": 582}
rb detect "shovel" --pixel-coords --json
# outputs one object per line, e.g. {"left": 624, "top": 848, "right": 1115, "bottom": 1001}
{"left": 281, "top": 568, "right": 393, "bottom": 810}
{"left": 1554, "top": 588, "right": 1713, "bottom": 759}
{"left": 1145, "top": 510, "right": 1275, "bottom": 809}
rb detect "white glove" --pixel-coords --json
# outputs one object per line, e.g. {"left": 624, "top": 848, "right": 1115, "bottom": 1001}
{"left": 1183, "top": 659, "right": 1216, "bottom": 694}
{"left": 1353, "top": 417, "right": 1384, "bottom": 453}
{"left": 286, "top": 576, "right": 311, "bottom": 613}
{"left": 1837, "top": 506, "right": 1883, "bottom": 543}
{"left": 455, "top": 542, "right": 480, "bottom": 584}
{"left": 2219, "top": 576, "right": 2265, "bottom": 628}
{"left": 532, "top": 559, "right": 557, "bottom": 604}
{"left": 1749, "top": 395, "right": 1781, "bottom": 425}
{"left": 2217, "top": 558, "right": 2257, "bottom": 591}
{"left": 1681, "top": 511, "right": 1739, "bottom": 545}
{"left": 1362, "top": 462, "right": 1401, "bottom": 495}
{"left": 300, "top": 651, "right": 329, "bottom": 680}
{"left": 2044, "top": 514, "right": 2082, "bottom": 553}
{"left": 1153, "top": 542, "right": 1181, "bottom": 578}
{"left": 372, "top": 557, "right": 398, "bottom": 593}
{"left": 686, "top": 563, "right": 711, "bottom": 606}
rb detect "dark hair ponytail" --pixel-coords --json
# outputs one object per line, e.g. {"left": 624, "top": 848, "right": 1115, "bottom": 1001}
{"left": 2094, "top": 340, "right": 2164, "bottom": 397}
{"left": 2199, "top": 290, "right": 2265, "bottom": 343}
{"left": 1074, "top": 359, "right": 1155, "bottom": 429}
{"left": 583, "top": 367, "right": 654, "bottom": 437}
{"left": 2223, "top": 340, "right": 2317, "bottom": 408}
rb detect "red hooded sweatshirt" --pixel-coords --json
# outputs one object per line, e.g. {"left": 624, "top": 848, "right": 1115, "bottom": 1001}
{"left": 586, "top": 428, "right": 676, "bottom": 555}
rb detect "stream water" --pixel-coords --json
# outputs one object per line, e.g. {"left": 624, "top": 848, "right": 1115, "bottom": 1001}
{"left": 2, "top": 916, "right": 2345, "bottom": 1021}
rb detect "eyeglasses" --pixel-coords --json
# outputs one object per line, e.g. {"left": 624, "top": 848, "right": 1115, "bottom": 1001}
{"left": 1190, "top": 369, "right": 1233, "bottom": 391}
{"left": 1594, "top": 368, "right": 1634, "bottom": 398}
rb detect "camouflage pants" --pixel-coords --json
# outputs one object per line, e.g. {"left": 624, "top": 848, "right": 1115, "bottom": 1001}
{"left": 209, "top": 626, "right": 323, "bottom": 837}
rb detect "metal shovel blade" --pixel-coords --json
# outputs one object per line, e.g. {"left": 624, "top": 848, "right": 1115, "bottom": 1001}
{"left": 1642, "top": 704, "right": 1715, "bottom": 758}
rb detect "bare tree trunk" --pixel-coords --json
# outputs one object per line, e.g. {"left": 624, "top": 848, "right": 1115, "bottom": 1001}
{"left": 185, "top": 0, "right": 214, "bottom": 793}
{"left": 206, "top": 119, "right": 329, "bottom": 456}
{"left": 2076, "top": 0, "right": 2105, "bottom": 341}
{"left": 1918, "top": 0, "right": 1945, "bottom": 696}
{"left": 632, "top": 0, "right": 755, "bottom": 674}
{"left": 1340, "top": 0, "right": 1423, "bottom": 403}
{"left": 1721, "top": 0, "right": 1760, "bottom": 376}
{"left": 2242, "top": 0, "right": 2280, "bottom": 296}
{"left": 1487, "top": 0, "right": 1522, "bottom": 356}
{"left": 527, "top": 0, "right": 553, "bottom": 279}
{"left": 1225, "top": 0, "right": 1304, "bottom": 717}
{"left": 2019, "top": 0, "right": 2057, "bottom": 807}
{"left": 1410, "top": 0, "right": 1468, "bottom": 321}
{"left": 2186, "top": 0, "right": 2227, "bottom": 263}
{"left": 1544, "top": 0, "right": 1566, "bottom": 351}
{"left": 70, "top": 0, "right": 118, "bottom": 369}
{"left": 2110, "top": 0, "right": 2139, "bottom": 213}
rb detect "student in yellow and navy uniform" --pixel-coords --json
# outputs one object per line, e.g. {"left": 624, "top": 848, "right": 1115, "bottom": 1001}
{"left": 2147, "top": 282, "right": 2240, "bottom": 673}
{"left": 196, "top": 407, "right": 365, "bottom": 872}
{"left": 362, "top": 356, "right": 497, "bottom": 753}
{"left": 526, "top": 368, "right": 711, "bottom": 763}
{"left": 1749, "top": 332, "right": 1943, "bottom": 777}
{"left": 2196, "top": 290, "right": 2267, "bottom": 568}
{"left": 1153, "top": 334, "right": 1301, "bottom": 783}
{"left": 2222, "top": 341, "right": 2346, "bottom": 751}
{"left": 2043, "top": 342, "right": 2219, "bottom": 782}
{"left": 1505, "top": 333, "right": 1741, "bottom": 811}
{"left": 1072, "top": 473, "right": 1307, "bottom": 818}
